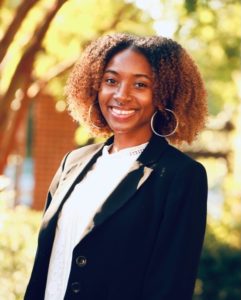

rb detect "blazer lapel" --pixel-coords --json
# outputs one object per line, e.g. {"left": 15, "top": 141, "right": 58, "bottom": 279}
{"left": 86, "top": 135, "right": 169, "bottom": 237}
{"left": 92, "top": 161, "right": 151, "bottom": 228}
{"left": 42, "top": 143, "right": 104, "bottom": 228}
{"left": 41, "top": 134, "right": 169, "bottom": 237}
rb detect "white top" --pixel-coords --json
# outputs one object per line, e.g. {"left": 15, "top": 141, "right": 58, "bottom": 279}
{"left": 44, "top": 142, "right": 147, "bottom": 300}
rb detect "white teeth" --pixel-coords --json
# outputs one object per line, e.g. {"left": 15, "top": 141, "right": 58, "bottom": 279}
{"left": 111, "top": 107, "right": 135, "bottom": 115}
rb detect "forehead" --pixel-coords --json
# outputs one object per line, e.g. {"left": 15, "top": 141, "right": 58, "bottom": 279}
{"left": 105, "top": 48, "right": 153, "bottom": 76}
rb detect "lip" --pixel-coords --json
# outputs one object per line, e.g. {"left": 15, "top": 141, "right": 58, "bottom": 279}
{"left": 109, "top": 106, "right": 137, "bottom": 119}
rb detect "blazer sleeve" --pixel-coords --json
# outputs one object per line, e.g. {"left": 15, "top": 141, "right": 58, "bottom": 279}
{"left": 141, "top": 161, "right": 208, "bottom": 300}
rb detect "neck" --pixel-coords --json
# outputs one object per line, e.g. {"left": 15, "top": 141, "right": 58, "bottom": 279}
{"left": 110, "top": 131, "right": 152, "bottom": 153}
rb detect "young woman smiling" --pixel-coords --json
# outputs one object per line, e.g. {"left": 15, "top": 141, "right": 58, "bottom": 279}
{"left": 99, "top": 48, "right": 155, "bottom": 150}
{"left": 25, "top": 33, "right": 208, "bottom": 300}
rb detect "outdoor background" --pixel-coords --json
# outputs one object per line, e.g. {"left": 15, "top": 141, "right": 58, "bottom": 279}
{"left": 0, "top": 0, "right": 240, "bottom": 299}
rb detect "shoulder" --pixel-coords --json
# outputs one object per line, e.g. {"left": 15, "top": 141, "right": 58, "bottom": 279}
{"left": 152, "top": 145, "right": 208, "bottom": 200}
{"left": 157, "top": 144, "right": 207, "bottom": 179}
{"left": 63, "top": 142, "right": 104, "bottom": 170}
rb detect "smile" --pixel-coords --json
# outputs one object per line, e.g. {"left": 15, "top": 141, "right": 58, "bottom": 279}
{"left": 110, "top": 107, "right": 136, "bottom": 117}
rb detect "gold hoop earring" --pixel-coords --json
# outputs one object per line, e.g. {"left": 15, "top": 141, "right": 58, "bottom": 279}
{"left": 150, "top": 108, "right": 178, "bottom": 137}
{"left": 88, "top": 101, "right": 107, "bottom": 129}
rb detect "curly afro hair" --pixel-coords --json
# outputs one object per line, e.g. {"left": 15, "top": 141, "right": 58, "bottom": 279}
{"left": 65, "top": 33, "right": 207, "bottom": 144}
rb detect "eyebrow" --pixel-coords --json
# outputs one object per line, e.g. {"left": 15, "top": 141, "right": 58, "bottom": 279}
{"left": 104, "top": 69, "right": 152, "bottom": 80}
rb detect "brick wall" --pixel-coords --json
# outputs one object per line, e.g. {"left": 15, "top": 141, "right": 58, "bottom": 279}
{"left": 32, "top": 94, "right": 77, "bottom": 210}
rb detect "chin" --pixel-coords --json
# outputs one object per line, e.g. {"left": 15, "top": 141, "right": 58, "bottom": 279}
{"left": 111, "top": 128, "right": 128, "bottom": 134}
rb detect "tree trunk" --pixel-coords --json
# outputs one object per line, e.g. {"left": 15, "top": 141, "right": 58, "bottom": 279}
{"left": 0, "top": 0, "right": 67, "bottom": 173}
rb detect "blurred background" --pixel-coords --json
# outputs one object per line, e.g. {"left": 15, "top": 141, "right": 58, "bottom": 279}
{"left": 0, "top": 0, "right": 240, "bottom": 299}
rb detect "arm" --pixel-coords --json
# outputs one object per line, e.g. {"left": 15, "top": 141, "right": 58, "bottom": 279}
{"left": 141, "top": 161, "right": 208, "bottom": 300}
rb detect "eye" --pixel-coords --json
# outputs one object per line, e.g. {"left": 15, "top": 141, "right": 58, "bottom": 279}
{"left": 105, "top": 78, "right": 117, "bottom": 85}
{"left": 135, "top": 82, "right": 148, "bottom": 88}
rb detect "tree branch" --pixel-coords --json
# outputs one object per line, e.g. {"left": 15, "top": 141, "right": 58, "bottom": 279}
{"left": 0, "top": 0, "right": 40, "bottom": 63}
{"left": 0, "top": 0, "right": 67, "bottom": 173}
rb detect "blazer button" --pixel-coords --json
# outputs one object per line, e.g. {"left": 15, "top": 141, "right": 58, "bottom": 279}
{"left": 76, "top": 256, "right": 87, "bottom": 267}
{"left": 71, "top": 282, "right": 81, "bottom": 293}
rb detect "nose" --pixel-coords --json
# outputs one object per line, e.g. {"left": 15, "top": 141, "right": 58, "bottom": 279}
{"left": 113, "top": 83, "right": 132, "bottom": 103}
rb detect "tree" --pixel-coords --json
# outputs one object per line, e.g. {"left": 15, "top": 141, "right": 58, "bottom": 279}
{"left": 0, "top": 0, "right": 154, "bottom": 173}
{"left": 0, "top": 0, "right": 68, "bottom": 172}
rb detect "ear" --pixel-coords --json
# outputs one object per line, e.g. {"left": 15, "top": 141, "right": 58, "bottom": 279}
{"left": 155, "top": 103, "right": 164, "bottom": 111}
{"left": 152, "top": 97, "right": 165, "bottom": 111}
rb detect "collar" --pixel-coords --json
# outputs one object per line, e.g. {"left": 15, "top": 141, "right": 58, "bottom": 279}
{"left": 104, "top": 134, "right": 169, "bottom": 167}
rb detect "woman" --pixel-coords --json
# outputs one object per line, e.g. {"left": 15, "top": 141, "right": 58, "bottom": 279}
{"left": 25, "top": 33, "right": 208, "bottom": 300}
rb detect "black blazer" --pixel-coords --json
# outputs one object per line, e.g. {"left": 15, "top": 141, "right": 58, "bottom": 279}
{"left": 25, "top": 135, "right": 208, "bottom": 300}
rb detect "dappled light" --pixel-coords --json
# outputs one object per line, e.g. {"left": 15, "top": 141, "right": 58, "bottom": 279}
{"left": 0, "top": 0, "right": 240, "bottom": 299}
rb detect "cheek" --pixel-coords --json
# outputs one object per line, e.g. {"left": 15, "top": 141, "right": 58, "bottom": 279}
{"left": 97, "top": 89, "right": 105, "bottom": 106}
{"left": 98, "top": 92, "right": 108, "bottom": 116}
{"left": 98, "top": 86, "right": 111, "bottom": 103}
{"left": 141, "top": 95, "right": 155, "bottom": 111}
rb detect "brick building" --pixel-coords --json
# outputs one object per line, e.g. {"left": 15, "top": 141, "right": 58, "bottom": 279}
{"left": 32, "top": 94, "right": 77, "bottom": 210}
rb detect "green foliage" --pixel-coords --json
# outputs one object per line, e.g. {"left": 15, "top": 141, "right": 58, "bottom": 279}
{"left": 185, "top": 0, "right": 197, "bottom": 13}
{"left": 0, "top": 205, "right": 41, "bottom": 300}
{"left": 176, "top": 0, "right": 241, "bottom": 115}
{"left": 1, "top": 0, "right": 154, "bottom": 95}
{"left": 0, "top": 1, "right": 240, "bottom": 299}
{"left": 194, "top": 226, "right": 241, "bottom": 300}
